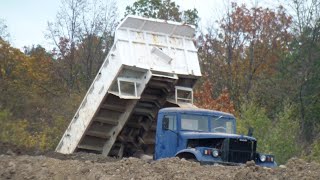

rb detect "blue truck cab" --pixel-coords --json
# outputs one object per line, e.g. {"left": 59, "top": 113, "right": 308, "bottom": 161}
{"left": 154, "top": 108, "right": 277, "bottom": 167}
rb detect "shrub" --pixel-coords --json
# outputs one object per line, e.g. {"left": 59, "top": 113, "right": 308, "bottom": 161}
{"left": 237, "top": 103, "right": 272, "bottom": 153}
{"left": 237, "top": 103, "right": 300, "bottom": 164}
{"left": 269, "top": 104, "right": 299, "bottom": 164}
{"left": 0, "top": 109, "right": 68, "bottom": 151}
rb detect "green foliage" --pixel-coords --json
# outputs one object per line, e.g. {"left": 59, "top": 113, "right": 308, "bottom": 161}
{"left": 275, "top": 19, "right": 320, "bottom": 141}
{"left": 268, "top": 104, "right": 300, "bottom": 164}
{"left": 126, "top": 0, "right": 162, "bottom": 19}
{"left": 125, "top": 0, "right": 199, "bottom": 26}
{"left": 238, "top": 103, "right": 272, "bottom": 152}
{"left": 306, "top": 139, "right": 320, "bottom": 163}
{"left": 183, "top": 8, "right": 199, "bottom": 26}
{"left": 238, "top": 102, "right": 300, "bottom": 164}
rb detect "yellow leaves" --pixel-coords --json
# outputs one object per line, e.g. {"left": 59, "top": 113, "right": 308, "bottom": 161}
{"left": 0, "top": 118, "right": 36, "bottom": 149}
{"left": 0, "top": 109, "right": 68, "bottom": 151}
{"left": 0, "top": 39, "right": 25, "bottom": 80}
{"left": 1, "top": 41, "right": 58, "bottom": 97}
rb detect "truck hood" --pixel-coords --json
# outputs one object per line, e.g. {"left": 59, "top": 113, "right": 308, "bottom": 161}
{"left": 178, "top": 131, "right": 256, "bottom": 141}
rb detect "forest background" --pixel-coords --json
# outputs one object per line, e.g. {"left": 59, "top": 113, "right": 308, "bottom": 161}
{"left": 1, "top": 0, "right": 320, "bottom": 164}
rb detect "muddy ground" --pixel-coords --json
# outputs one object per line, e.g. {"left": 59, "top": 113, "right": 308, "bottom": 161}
{"left": 1, "top": 142, "right": 320, "bottom": 180}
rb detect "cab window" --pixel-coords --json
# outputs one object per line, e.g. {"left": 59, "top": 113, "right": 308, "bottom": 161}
{"left": 181, "top": 114, "right": 209, "bottom": 131}
{"left": 211, "top": 116, "right": 236, "bottom": 134}
{"left": 163, "top": 115, "right": 177, "bottom": 130}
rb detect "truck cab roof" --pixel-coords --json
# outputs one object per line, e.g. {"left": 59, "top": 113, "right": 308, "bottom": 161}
{"left": 159, "top": 107, "right": 235, "bottom": 119}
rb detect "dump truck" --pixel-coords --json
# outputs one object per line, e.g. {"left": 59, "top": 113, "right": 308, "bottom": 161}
{"left": 56, "top": 15, "right": 276, "bottom": 167}
{"left": 56, "top": 15, "right": 201, "bottom": 157}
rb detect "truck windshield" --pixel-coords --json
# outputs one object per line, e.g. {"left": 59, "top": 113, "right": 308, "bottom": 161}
{"left": 211, "top": 116, "right": 235, "bottom": 134}
{"left": 181, "top": 114, "right": 208, "bottom": 131}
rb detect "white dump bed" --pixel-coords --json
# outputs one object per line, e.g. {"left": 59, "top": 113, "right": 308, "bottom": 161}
{"left": 56, "top": 15, "right": 201, "bottom": 156}
{"left": 115, "top": 16, "right": 200, "bottom": 76}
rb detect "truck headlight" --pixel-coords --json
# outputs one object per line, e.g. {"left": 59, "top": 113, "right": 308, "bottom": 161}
{"left": 260, "top": 154, "right": 266, "bottom": 162}
{"left": 212, "top": 150, "right": 219, "bottom": 157}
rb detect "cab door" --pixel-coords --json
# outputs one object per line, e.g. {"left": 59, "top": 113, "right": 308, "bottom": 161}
{"left": 155, "top": 113, "right": 178, "bottom": 159}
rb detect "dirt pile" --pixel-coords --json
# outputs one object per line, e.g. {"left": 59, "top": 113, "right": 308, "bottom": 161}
{"left": 1, "top": 153, "right": 320, "bottom": 180}
{"left": 1, "top": 142, "right": 319, "bottom": 179}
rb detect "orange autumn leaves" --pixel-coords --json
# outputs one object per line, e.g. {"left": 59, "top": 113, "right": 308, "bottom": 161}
{"left": 194, "top": 80, "right": 235, "bottom": 114}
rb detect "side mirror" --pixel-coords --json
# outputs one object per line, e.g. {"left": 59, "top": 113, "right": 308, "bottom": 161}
{"left": 247, "top": 127, "right": 254, "bottom": 136}
{"left": 162, "top": 117, "right": 169, "bottom": 130}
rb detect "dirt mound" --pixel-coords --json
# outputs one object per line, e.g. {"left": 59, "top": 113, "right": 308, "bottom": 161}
{"left": 0, "top": 141, "right": 117, "bottom": 163}
{"left": 45, "top": 151, "right": 118, "bottom": 163}
{"left": 0, "top": 142, "right": 38, "bottom": 156}
{"left": 1, "top": 154, "right": 320, "bottom": 180}
{"left": 0, "top": 141, "right": 36, "bottom": 155}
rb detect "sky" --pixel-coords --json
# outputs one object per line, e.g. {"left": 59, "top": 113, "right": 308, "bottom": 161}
{"left": 0, "top": 0, "right": 281, "bottom": 49}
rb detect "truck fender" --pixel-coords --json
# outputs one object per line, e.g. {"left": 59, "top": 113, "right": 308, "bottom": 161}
{"left": 175, "top": 149, "right": 202, "bottom": 161}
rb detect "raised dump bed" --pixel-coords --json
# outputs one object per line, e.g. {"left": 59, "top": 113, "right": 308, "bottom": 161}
{"left": 56, "top": 15, "right": 201, "bottom": 157}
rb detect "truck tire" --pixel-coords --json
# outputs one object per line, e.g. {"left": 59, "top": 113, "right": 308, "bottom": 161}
{"left": 176, "top": 152, "right": 197, "bottom": 162}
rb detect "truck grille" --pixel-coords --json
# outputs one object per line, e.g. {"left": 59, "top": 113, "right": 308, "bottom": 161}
{"left": 221, "top": 138, "right": 256, "bottom": 164}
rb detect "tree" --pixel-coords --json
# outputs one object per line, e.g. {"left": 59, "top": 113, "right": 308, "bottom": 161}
{"left": 268, "top": 104, "right": 299, "bottom": 164}
{"left": 23, "top": 45, "right": 62, "bottom": 95}
{"left": 194, "top": 80, "right": 235, "bottom": 114}
{"left": 288, "top": 0, "right": 320, "bottom": 35}
{"left": 0, "top": 19, "right": 9, "bottom": 41}
{"left": 198, "top": 3, "right": 292, "bottom": 110}
{"left": 274, "top": 0, "right": 320, "bottom": 142}
{"left": 47, "top": 0, "right": 118, "bottom": 91}
{"left": 125, "top": 0, "right": 199, "bottom": 26}
{"left": 280, "top": 23, "right": 320, "bottom": 142}
{"left": 0, "top": 39, "right": 27, "bottom": 111}
{"left": 237, "top": 103, "right": 272, "bottom": 152}
{"left": 237, "top": 102, "right": 300, "bottom": 164}
{"left": 0, "top": 39, "right": 79, "bottom": 151}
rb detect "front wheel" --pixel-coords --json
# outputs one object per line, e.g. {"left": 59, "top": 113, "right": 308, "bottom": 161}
{"left": 176, "top": 152, "right": 198, "bottom": 162}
